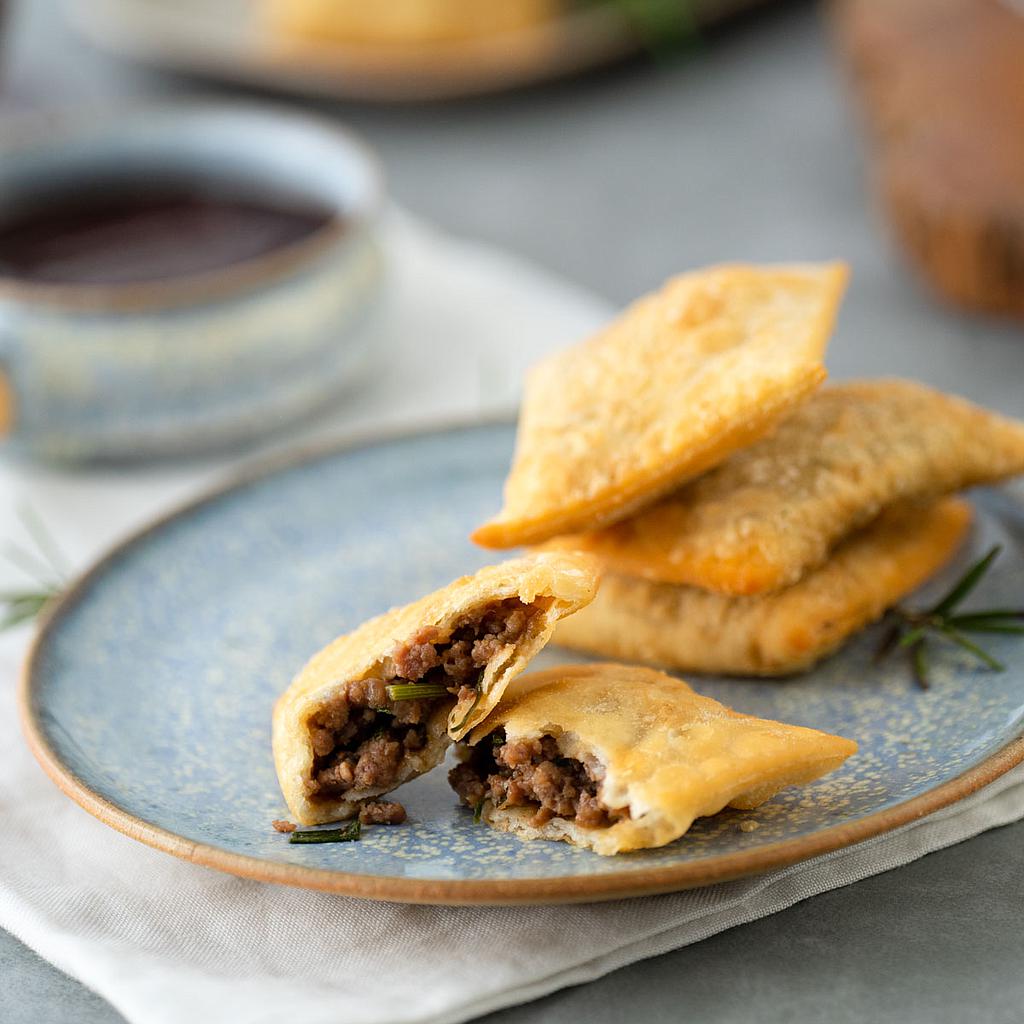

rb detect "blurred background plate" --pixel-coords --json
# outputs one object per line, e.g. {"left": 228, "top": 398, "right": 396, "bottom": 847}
{"left": 67, "top": 0, "right": 771, "bottom": 102}
{"left": 20, "top": 421, "right": 1024, "bottom": 904}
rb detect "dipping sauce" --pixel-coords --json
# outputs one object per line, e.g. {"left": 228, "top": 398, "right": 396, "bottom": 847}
{"left": 0, "top": 179, "right": 337, "bottom": 286}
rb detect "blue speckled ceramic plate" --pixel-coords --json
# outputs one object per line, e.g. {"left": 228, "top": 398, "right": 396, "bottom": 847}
{"left": 20, "top": 422, "right": 1024, "bottom": 904}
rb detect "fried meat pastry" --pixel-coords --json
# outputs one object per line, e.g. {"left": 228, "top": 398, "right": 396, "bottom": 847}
{"left": 472, "top": 262, "right": 848, "bottom": 549}
{"left": 273, "top": 552, "right": 598, "bottom": 825}
{"left": 554, "top": 497, "right": 972, "bottom": 676}
{"left": 449, "top": 663, "right": 857, "bottom": 855}
{"left": 550, "top": 380, "right": 1024, "bottom": 596}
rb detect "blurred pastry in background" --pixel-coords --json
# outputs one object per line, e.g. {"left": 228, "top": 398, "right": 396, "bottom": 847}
{"left": 266, "top": 0, "right": 560, "bottom": 46}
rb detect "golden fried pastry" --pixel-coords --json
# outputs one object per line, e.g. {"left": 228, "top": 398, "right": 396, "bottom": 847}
{"left": 554, "top": 497, "right": 972, "bottom": 676}
{"left": 472, "top": 262, "right": 848, "bottom": 549}
{"left": 273, "top": 552, "right": 598, "bottom": 825}
{"left": 449, "top": 663, "right": 857, "bottom": 855}
{"left": 551, "top": 380, "right": 1024, "bottom": 596}
{"left": 267, "top": 0, "right": 558, "bottom": 45}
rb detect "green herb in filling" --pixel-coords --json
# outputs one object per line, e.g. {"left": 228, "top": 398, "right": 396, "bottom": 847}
{"left": 288, "top": 821, "right": 362, "bottom": 844}
{"left": 386, "top": 682, "right": 450, "bottom": 702}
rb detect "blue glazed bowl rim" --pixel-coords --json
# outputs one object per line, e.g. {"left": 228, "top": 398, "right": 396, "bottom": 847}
{"left": 16, "top": 416, "right": 1024, "bottom": 904}
{"left": 0, "top": 100, "right": 384, "bottom": 313}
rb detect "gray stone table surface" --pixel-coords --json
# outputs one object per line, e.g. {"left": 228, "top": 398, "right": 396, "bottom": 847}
{"left": 2, "top": 1, "right": 1023, "bottom": 1022}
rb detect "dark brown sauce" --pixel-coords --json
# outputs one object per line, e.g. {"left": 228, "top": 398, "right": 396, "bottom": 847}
{"left": 0, "top": 179, "right": 337, "bottom": 286}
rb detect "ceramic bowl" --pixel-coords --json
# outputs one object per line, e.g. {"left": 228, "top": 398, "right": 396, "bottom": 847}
{"left": 0, "top": 103, "right": 384, "bottom": 463}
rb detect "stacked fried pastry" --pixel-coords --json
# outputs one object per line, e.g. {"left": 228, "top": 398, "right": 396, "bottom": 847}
{"left": 473, "top": 263, "right": 1024, "bottom": 676}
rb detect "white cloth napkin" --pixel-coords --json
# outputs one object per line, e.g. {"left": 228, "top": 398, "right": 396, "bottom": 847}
{"left": 2, "top": 213, "right": 1023, "bottom": 1024}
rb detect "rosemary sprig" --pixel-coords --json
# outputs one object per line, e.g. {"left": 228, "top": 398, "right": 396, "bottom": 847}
{"left": 583, "top": 0, "right": 700, "bottom": 54}
{"left": 876, "top": 545, "right": 1023, "bottom": 688}
{"left": 2, "top": 505, "right": 68, "bottom": 633}
{"left": 288, "top": 821, "right": 361, "bottom": 844}
{"left": 944, "top": 613, "right": 1024, "bottom": 635}
{"left": 386, "top": 682, "right": 450, "bottom": 702}
{"left": 0, "top": 591, "right": 53, "bottom": 631}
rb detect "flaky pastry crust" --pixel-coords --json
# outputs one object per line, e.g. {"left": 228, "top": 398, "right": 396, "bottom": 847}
{"left": 554, "top": 498, "right": 972, "bottom": 676}
{"left": 473, "top": 262, "right": 848, "bottom": 548}
{"left": 466, "top": 664, "right": 857, "bottom": 854}
{"left": 551, "top": 381, "right": 1024, "bottom": 595}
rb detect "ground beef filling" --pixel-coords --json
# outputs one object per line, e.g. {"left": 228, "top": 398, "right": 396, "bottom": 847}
{"left": 449, "top": 731, "right": 626, "bottom": 830}
{"left": 305, "top": 676, "right": 436, "bottom": 801}
{"left": 305, "top": 599, "right": 539, "bottom": 803}
{"left": 391, "top": 597, "right": 540, "bottom": 712}
{"left": 358, "top": 800, "right": 407, "bottom": 825}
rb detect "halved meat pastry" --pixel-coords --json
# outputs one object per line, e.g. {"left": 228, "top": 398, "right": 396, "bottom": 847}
{"left": 449, "top": 663, "right": 857, "bottom": 855}
{"left": 554, "top": 497, "right": 972, "bottom": 676}
{"left": 550, "top": 380, "right": 1024, "bottom": 596}
{"left": 472, "top": 261, "right": 847, "bottom": 549}
{"left": 273, "top": 552, "right": 599, "bottom": 825}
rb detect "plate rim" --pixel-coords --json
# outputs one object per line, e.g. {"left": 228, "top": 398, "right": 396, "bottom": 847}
{"left": 18, "top": 418, "right": 1024, "bottom": 905}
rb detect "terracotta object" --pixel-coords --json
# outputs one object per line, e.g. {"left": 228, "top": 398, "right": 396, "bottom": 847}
{"left": 832, "top": 0, "right": 1024, "bottom": 318}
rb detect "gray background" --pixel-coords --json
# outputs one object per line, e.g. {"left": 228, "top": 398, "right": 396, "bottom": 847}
{"left": 2, "top": 1, "right": 1023, "bottom": 1021}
